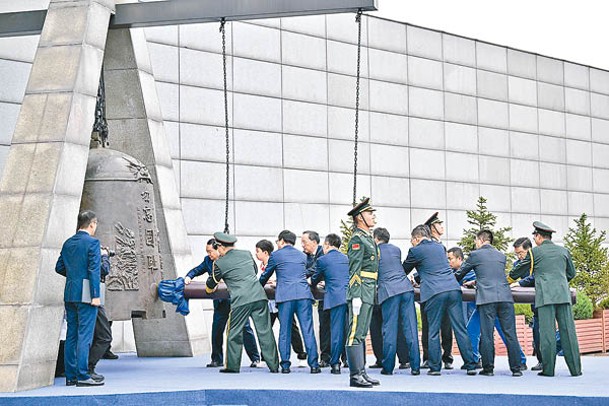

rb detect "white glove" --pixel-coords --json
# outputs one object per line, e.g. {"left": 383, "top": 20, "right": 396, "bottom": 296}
{"left": 184, "top": 276, "right": 192, "bottom": 285}
{"left": 352, "top": 298, "right": 362, "bottom": 316}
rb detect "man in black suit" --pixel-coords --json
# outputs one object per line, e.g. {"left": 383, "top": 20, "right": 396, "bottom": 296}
{"left": 454, "top": 230, "right": 522, "bottom": 377}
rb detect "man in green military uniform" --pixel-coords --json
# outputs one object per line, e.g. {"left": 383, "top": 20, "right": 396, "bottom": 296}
{"left": 205, "top": 232, "right": 279, "bottom": 373}
{"left": 509, "top": 221, "right": 582, "bottom": 377}
{"left": 346, "top": 197, "right": 380, "bottom": 388}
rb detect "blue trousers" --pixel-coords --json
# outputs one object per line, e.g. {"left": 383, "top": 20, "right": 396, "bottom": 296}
{"left": 278, "top": 299, "right": 319, "bottom": 369}
{"left": 64, "top": 302, "right": 98, "bottom": 381}
{"left": 211, "top": 299, "right": 260, "bottom": 364}
{"left": 381, "top": 292, "right": 420, "bottom": 372}
{"left": 329, "top": 304, "right": 347, "bottom": 366}
{"left": 466, "top": 306, "right": 526, "bottom": 365}
{"left": 478, "top": 302, "right": 523, "bottom": 373}
{"left": 425, "top": 290, "right": 476, "bottom": 372}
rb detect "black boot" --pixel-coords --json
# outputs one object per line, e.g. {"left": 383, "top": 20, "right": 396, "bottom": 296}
{"left": 346, "top": 345, "right": 372, "bottom": 388}
{"left": 360, "top": 343, "right": 380, "bottom": 386}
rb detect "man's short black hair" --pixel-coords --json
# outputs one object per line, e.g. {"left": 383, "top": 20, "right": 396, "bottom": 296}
{"left": 302, "top": 230, "right": 320, "bottom": 244}
{"left": 255, "top": 239, "right": 274, "bottom": 255}
{"left": 373, "top": 227, "right": 390, "bottom": 243}
{"left": 513, "top": 237, "right": 532, "bottom": 250}
{"left": 278, "top": 230, "right": 296, "bottom": 245}
{"left": 207, "top": 238, "right": 218, "bottom": 250}
{"left": 447, "top": 247, "right": 464, "bottom": 260}
{"left": 534, "top": 230, "right": 553, "bottom": 240}
{"left": 324, "top": 233, "right": 342, "bottom": 249}
{"left": 77, "top": 210, "right": 97, "bottom": 230}
{"left": 411, "top": 224, "right": 430, "bottom": 239}
{"left": 477, "top": 229, "right": 494, "bottom": 244}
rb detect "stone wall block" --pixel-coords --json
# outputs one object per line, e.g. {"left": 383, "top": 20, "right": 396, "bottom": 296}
{"left": 105, "top": 69, "right": 146, "bottom": 119}
{"left": 75, "top": 45, "right": 104, "bottom": 97}
{"left": 39, "top": 4, "right": 88, "bottom": 47}
{"left": 0, "top": 305, "right": 28, "bottom": 363}
{"left": 25, "top": 143, "right": 62, "bottom": 194}
{"left": 44, "top": 194, "right": 82, "bottom": 249}
{"left": 65, "top": 93, "right": 97, "bottom": 146}
{"left": 10, "top": 94, "right": 48, "bottom": 144}
{"left": 147, "top": 119, "right": 173, "bottom": 167}
{"left": 34, "top": 248, "right": 65, "bottom": 306}
{"left": 1, "top": 247, "right": 40, "bottom": 304}
{"left": 27, "top": 45, "right": 81, "bottom": 93}
{"left": 132, "top": 309, "right": 193, "bottom": 357}
{"left": 154, "top": 165, "right": 183, "bottom": 210}
{"left": 15, "top": 360, "right": 56, "bottom": 391}
{"left": 0, "top": 365, "right": 19, "bottom": 392}
{"left": 22, "top": 306, "right": 64, "bottom": 362}
{"left": 85, "top": 1, "right": 113, "bottom": 50}
{"left": 0, "top": 195, "right": 23, "bottom": 248}
{"left": 104, "top": 29, "right": 137, "bottom": 71}
{"left": 0, "top": 144, "right": 36, "bottom": 194}
{"left": 12, "top": 194, "right": 53, "bottom": 248}
{"left": 138, "top": 72, "right": 163, "bottom": 121}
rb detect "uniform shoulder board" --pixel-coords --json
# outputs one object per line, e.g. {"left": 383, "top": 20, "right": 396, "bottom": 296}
{"left": 352, "top": 243, "right": 360, "bottom": 250}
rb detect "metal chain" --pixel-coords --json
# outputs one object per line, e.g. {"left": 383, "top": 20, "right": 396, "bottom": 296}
{"left": 220, "top": 18, "right": 230, "bottom": 234}
{"left": 352, "top": 9, "right": 363, "bottom": 206}
{"left": 93, "top": 68, "right": 109, "bottom": 147}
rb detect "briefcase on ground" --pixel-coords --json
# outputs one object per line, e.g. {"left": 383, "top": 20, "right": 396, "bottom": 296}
{"left": 82, "top": 279, "right": 105, "bottom": 305}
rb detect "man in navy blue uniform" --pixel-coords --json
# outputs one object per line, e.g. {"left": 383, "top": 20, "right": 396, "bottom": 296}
{"left": 374, "top": 227, "right": 420, "bottom": 376}
{"left": 311, "top": 233, "right": 349, "bottom": 374}
{"left": 402, "top": 224, "right": 477, "bottom": 376}
{"left": 55, "top": 210, "right": 104, "bottom": 387}
{"left": 302, "top": 230, "right": 331, "bottom": 367}
{"left": 184, "top": 238, "right": 260, "bottom": 368}
{"left": 260, "top": 230, "right": 321, "bottom": 374}
{"left": 454, "top": 230, "right": 523, "bottom": 377}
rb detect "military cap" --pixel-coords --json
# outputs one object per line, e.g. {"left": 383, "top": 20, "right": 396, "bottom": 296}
{"left": 424, "top": 212, "right": 442, "bottom": 227}
{"left": 347, "top": 197, "right": 376, "bottom": 217}
{"left": 213, "top": 231, "right": 237, "bottom": 245}
{"left": 532, "top": 221, "right": 555, "bottom": 235}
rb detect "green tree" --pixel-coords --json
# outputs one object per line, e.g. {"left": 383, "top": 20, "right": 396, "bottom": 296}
{"left": 458, "top": 196, "right": 514, "bottom": 257}
{"left": 563, "top": 213, "right": 609, "bottom": 308}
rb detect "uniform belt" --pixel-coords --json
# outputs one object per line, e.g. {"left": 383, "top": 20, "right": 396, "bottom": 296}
{"left": 360, "top": 271, "right": 377, "bottom": 280}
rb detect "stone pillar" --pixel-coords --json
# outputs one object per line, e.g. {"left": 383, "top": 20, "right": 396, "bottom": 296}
{"left": 103, "top": 28, "right": 209, "bottom": 356}
{"left": 0, "top": 0, "right": 115, "bottom": 392}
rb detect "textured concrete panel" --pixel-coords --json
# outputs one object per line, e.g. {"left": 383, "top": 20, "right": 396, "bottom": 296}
{"left": 328, "top": 73, "right": 369, "bottom": 110}
{"left": 480, "top": 184, "right": 511, "bottom": 212}
{"left": 179, "top": 23, "right": 227, "bottom": 54}
{"left": 407, "top": 26, "right": 441, "bottom": 60}
{"left": 281, "top": 31, "right": 326, "bottom": 71}
{"left": 511, "top": 159, "right": 539, "bottom": 188}
{"left": 22, "top": 306, "right": 63, "bottom": 363}
{"left": 591, "top": 93, "right": 609, "bottom": 120}
{"left": 567, "top": 192, "right": 593, "bottom": 216}
{"left": 478, "top": 127, "right": 509, "bottom": 156}
{"left": 594, "top": 194, "right": 609, "bottom": 217}
{"left": 445, "top": 123, "right": 477, "bottom": 154}
{"left": 408, "top": 56, "right": 443, "bottom": 90}
{"left": 371, "top": 176, "right": 410, "bottom": 207}
{"left": 408, "top": 87, "right": 443, "bottom": 120}
{"left": 477, "top": 70, "right": 508, "bottom": 101}
{"left": 510, "top": 131, "right": 539, "bottom": 160}
{"left": 179, "top": 49, "right": 227, "bottom": 90}
{"left": 235, "top": 201, "right": 284, "bottom": 235}
{"left": 181, "top": 198, "right": 234, "bottom": 235}
{"left": 232, "top": 22, "right": 280, "bottom": 63}
{"left": 565, "top": 139, "right": 592, "bottom": 166}
{"left": 509, "top": 104, "right": 537, "bottom": 133}
{"left": 282, "top": 65, "right": 327, "bottom": 104}
{"left": 539, "top": 215, "right": 568, "bottom": 240}
{"left": 326, "top": 13, "right": 368, "bottom": 46}
{"left": 368, "top": 48, "right": 407, "bottom": 84}
{"left": 328, "top": 106, "right": 369, "bottom": 142}
{"left": 180, "top": 123, "right": 225, "bottom": 162}
{"left": 284, "top": 169, "right": 328, "bottom": 204}
{"left": 410, "top": 179, "right": 446, "bottom": 209}
{"left": 369, "top": 112, "right": 408, "bottom": 146}
{"left": 479, "top": 156, "right": 510, "bottom": 185}
{"left": 538, "top": 108, "right": 565, "bottom": 137}
{"left": 180, "top": 161, "right": 231, "bottom": 200}
{"left": 234, "top": 165, "right": 283, "bottom": 202}
{"left": 144, "top": 25, "right": 178, "bottom": 47}
{"left": 476, "top": 42, "right": 507, "bottom": 73}
{"left": 537, "top": 56, "right": 563, "bottom": 85}
{"left": 0, "top": 102, "right": 22, "bottom": 144}
{"left": 0, "top": 35, "right": 39, "bottom": 63}
{"left": 27, "top": 45, "right": 83, "bottom": 93}
{"left": 280, "top": 14, "right": 325, "bottom": 36}
{"left": 592, "top": 118, "right": 609, "bottom": 143}
{"left": 233, "top": 93, "right": 281, "bottom": 133}
{"left": 508, "top": 77, "right": 537, "bottom": 106}
{"left": 284, "top": 203, "right": 330, "bottom": 236}
{"left": 369, "top": 80, "right": 407, "bottom": 115}
{"left": 329, "top": 173, "right": 370, "bottom": 205}
{"left": 106, "top": 69, "right": 147, "bottom": 119}
{"left": 590, "top": 68, "right": 609, "bottom": 95}
{"left": 408, "top": 117, "right": 444, "bottom": 149}
{"left": 593, "top": 142, "right": 609, "bottom": 168}
{"left": 507, "top": 49, "right": 536, "bottom": 80}
{"left": 0, "top": 59, "right": 32, "bottom": 103}
{"left": 54, "top": 143, "right": 90, "bottom": 197}
{"left": 593, "top": 168, "right": 609, "bottom": 193}
{"left": 444, "top": 182, "right": 480, "bottom": 210}
{"left": 0, "top": 147, "right": 9, "bottom": 175}
{"left": 327, "top": 40, "right": 368, "bottom": 77}
{"left": 0, "top": 247, "right": 40, "bottom": 303}
{"left": 444, "top": 63, "right": 476, "bottom": 96}
{"left": 478, "top": 99, "right": 508, "bottom": 129}
{"left": 410, "top": 148, "right": 445, "bottom": 180}
{"left": 537, "top": 82, "right": 564, "bottom": 111}
{"left": 147, "top": 42, "right": 178, "bottom": 83}
{"left": 564, "top": 62, "right": 589, "bottom": 90}
{"left": 328, "top": 139, "right": 369, "bottom": 174}
{"left": 377, "top": 207, "right": 411, "bottom": 239}
{"left": 443, "top": 34, "right": 475, "bottom": 67}
{"left": 565, "top": 113, "right": 591, "bottom": 141}
{"left": 539, "top": 135, "right": 566, "bottom": 163}
{"left": 565, "top": 88, "right": 590, "bottom": 116}
{"left": 38, "top": 3, "right": 88, "bottom": 47}
{"left": 368, "top": 17, "right": 406, "bottom": 54}
{"left": 283, "top": 133, "right": 328, "bottom": 171}
{"left": 567, "top": 165, "right": 593, "bottom": 192}
{"left": 445, "top": 93, "right": 477, "bottom": 125}
{"left": 446, "top": 151, "right": 478, "bottom": 183}
{"left": 370, "top": 143, "right": 409, "bottom": 177}
{"left": 511, "top": 187, "right": 540, "bottom": 213}
{"left": 283, "top": 100, "right": 327, "bottom": 138}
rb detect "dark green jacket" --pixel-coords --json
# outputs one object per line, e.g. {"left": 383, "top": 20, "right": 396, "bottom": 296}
{"left": 510, "top": 240, "right": 576, "bottom": 307}
{"left": 347, "top": 228, "right": 379, "bottom": 304}
{"left": 206, "top": 248, "right": 267, "bottom": 308}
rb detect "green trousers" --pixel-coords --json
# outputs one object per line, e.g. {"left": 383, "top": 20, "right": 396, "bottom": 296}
{"left": 226, "top": 299, "right": 279, "bottom": 372}
{"left": 537, "top": 303, "right": 582, "bottom": 376}
{"left": 347, "top": 301, "right": 373, "bottom": 346}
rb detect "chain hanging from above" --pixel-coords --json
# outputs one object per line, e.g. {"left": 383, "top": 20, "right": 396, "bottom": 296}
{"left": 92, "top": 68, "right": 110, "bottom": 148}
{"left": 352, "top": 9, "right": 363, "bottom": 206}
{"left": 220, "top": 18, "right": 231, "bottom": 234}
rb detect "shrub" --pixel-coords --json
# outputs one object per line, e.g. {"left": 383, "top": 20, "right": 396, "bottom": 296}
{"left": 598, "top": 297, "right": 609, "bottom": 310}
{"left": 514, "top": 304, "right": 533, "bottom": 324}
{"left": 572, "top": 291, "right": 594, "bottom": 320}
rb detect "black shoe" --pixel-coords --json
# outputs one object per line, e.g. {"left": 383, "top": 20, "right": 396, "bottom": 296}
{"left": 362, "top": 371, "right": 380, "bottom": 386}
{"left": 380, "top": 369, "right": 393, "bottom": 375}
{"left": 250, "top": 360, "right": 260, "bottom": 368}
{"left": 538, "top": 372, "right": 553, "bottom": 377}
{"left": 369, "top": 362, "right": 382, "bottom": 369}
{"left": 206, "top": 361, "right": 221, "bottom": 368}
{"left": 270, "top": 369, "right": 279, "bottom": 373}
{"left": 531, "top": 362, "right": 543, "bottom": 371}
{"left": 399, "top": 362, "right": 410, "bottom": 370}
{"left": 350, "top": 374, "right": 373, "bottom": 388}
{"left": 102, "top": 351, "right": 119, "bottom": 360}
{"left": 310, "top": 367, "right": 322, "bottom": 374}
{"left": 281, "top": 367, "right": 291, "bottom": 374}
{"left": 411, "top": 370, "right": 420, "bottom": 376}
{"left": 66, "top": 379, "right": 77, "bottom": 386}
{"left": 219, "top": 368, "right": 239, "bottom": 373}
{"left": 76, "top": 378, "right": 104, "bottom": 386}
{"left": 331, "top": 364, "right": 341, "bottom": 375}
{"left": 467, "top": 369, "right": 477, "bottom": 376}
{"left": 444, "top": 362, "right": 453, "bottom": 370}
{"left": 319, "top": 360, "right": 330, "bottom": 368}
{"left": 479, "top": 369, "right": 494, "bottom": 376}
{"left": 421, "top": 360, "right": 430, "bottom": 369}
{"left": 88, "top": 371, "right": 104, "bottom": 382}
{"left": 427, "top": 370, "right": 441, "bottom": 376}
{"left": 520, "top": 363, "right": 528, "bottom": 371}
{"left": 475, "top": 361, "right": 483, "bottom": 369}
{"left": 512, "top": 370, "right": 523, "bottom": 377}
{"left": 297, "top": 353, "right": 308, "bottom": 360}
